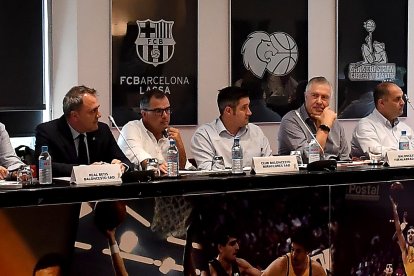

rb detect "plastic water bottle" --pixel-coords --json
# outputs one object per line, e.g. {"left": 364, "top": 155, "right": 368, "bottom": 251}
{"left": 38, "top": 145, "right": 52, "bottom": 184}
{"left": 307, "top": 138, "right": 320, "bottom": 163}
{"left": 399, "top": 130, "right": 410, "bottom": 150}
{"left": 166, "top": 139, "right": 179, "bottom": 177}
{"left": 231, "top": 137, "right": 243, "bottom": 174}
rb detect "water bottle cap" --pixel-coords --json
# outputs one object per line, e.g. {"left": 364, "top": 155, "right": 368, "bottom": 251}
{"left": 41, "top": 145, "right": 48, "bottom": 152}
{"left": 402, "top": 130, "right": 407, "bottom": 135}
{"left": 148, "top": 158, "right": 158, "bottom": 164}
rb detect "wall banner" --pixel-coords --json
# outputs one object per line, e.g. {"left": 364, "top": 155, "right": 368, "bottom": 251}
{"left": 111, "top": 0, "right": 198, "bottom": 126}
{"left": 337, "top": 0, "right": 408, "bottom": 119}
{"left": 231, "top": 0, "right": 308, "bottom": 122}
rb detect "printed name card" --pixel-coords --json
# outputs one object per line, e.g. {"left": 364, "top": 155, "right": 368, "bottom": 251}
{"left": 252, "top": 156, "right": 298, "bottom": 174}
{"left": 386, "top": 150, "right": 414, "bottom": 167}
{"left": 71, "top": 164, "right": 122, "bottom": 185}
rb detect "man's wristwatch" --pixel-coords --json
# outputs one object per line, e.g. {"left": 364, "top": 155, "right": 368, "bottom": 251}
{"left": 319, "top": 124, "right": 331, "bottom": 132}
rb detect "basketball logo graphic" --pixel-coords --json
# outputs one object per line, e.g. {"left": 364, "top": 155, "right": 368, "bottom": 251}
{"left": 135, "top": 19, "right": 176, "bottom": 67}
{"left": 242, "top": 31, "right": 298, "bottom": 78}
{"left": 267, "top": 32, "right": 298, "bottom": 75}
{"left": 364, "top": 19, "right": 376, "bottom": 33}
{"left": 348, "top": 19, "right": 395, "bottom": 82}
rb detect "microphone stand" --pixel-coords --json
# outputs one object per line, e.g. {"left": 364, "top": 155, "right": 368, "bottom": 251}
{"left": 108, "top": 115, "right": 140, "bottom": 171}
{"left": 404, "top": 94, "right": 414, "bottom": 111}
{"left": 294, "top": 110, "right": 325, "bottom": 156}
{"left": 294, "top": 110, "right": 337, "bottom": 171}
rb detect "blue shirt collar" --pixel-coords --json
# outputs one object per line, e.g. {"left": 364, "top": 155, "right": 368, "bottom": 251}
{"left": 215, "top": 118, "right": 248, "bottom": 137}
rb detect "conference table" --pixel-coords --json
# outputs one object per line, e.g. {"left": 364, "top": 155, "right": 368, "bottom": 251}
{"left": 0, "top": 164, "right": 413, "bottom": 275}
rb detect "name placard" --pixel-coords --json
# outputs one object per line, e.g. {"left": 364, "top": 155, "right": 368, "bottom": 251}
{"left": 252, "top": 156, "right": 298, "bottom": 174}
{"left": 71, "top": 164, "right": 122, "bottom": 185}
{"left": 385, "top": 150, "right": 414, "bottom": 167}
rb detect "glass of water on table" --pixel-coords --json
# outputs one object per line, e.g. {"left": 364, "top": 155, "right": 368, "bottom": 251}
{"left": 368, "top": 146, "right": 382, "bottom": 165}
{"left": 211, "top": 156, "right": 225, "bottom": 171}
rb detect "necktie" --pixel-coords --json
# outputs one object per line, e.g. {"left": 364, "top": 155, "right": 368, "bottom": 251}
{"left": 77, "top": 134, "right": 89, "bottom": 164}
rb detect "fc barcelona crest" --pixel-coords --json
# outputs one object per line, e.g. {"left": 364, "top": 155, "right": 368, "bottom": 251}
{"left": 135, "top": 19, "right": 176, "bottom": 67}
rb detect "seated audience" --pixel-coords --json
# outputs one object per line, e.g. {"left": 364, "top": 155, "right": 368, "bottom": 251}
{"left": 191, "top": 86, "right": 272, "bottom": 170}
{"left": 0, "top": 122, "right": 25, "bottom": 179}
{"left": 351, "top": 81, "right": 413, "bottom": 159}
{"left": 35, "top": 85, "right": 133, "bottom": 177}
{"left": 278, "top": 76, "right": 350, "bottom": 161}
{"left": 117, "top": 89, "right": 192, "bottom": 173}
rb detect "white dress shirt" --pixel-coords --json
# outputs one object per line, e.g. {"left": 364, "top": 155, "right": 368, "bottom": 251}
{"left": 351, "top": 108, "right": 414, "bottom": 158}
{"left": 68, "top": 124, "right": 90, "bottom": 164}
{"left": 118, "top": 119, "right": 192, "bottom": 169}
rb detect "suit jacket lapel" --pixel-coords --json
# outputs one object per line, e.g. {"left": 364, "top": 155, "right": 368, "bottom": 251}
{"left": 57, "top": 116, "right": 78, "bottom": 163}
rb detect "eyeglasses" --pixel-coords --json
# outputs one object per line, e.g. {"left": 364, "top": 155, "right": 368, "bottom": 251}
{"left": 143, "top": 107, "right": 172, "bottom": 116}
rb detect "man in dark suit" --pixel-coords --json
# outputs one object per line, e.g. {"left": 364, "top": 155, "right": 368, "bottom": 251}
{"left": 35, "top": 85, "right": 133, "bottom": 177}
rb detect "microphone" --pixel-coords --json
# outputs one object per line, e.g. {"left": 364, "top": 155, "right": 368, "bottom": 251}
{"left": 294, "top": 110, "right": 325, "bottom": 154}
{"left": 404, "top": 94, "right": 414, "bottom": 111}
{"left": 108, "top": 115, "right": 140, "bottom": 169}
{"left": 162, "top": 128, "right": 169, "bottom": 138}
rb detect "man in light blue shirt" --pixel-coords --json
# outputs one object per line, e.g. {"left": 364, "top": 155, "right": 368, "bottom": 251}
{"left": 191, "top": 86, "right": 272, "bottom": 170}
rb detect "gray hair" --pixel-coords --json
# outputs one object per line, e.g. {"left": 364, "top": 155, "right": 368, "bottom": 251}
{"left": 139, "top": 89, "right": 167, "bottom": 110}
{"left": 305, "top": 76, "right": 332, "bottom": 93}
{"left": 63, "top": 85, "right": 97, "bottom": 117}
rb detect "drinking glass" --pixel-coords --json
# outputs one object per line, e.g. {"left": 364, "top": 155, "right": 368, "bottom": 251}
{"left": 17, "top": 165, "right": 33, "bottom": 186}
{"left": 146, "top": 158, "right": 160, "bottom": 177}
{"left": 368, "top": 146, "right": 382, "bottom": 165}
{"left": 211, "top": 156, "right": 225, "bottom": 171}
{"left": 290, "top": 151, "right": 303, "bottom": 166}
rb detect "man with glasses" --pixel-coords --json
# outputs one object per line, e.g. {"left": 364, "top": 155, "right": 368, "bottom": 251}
{"left": 118, "top": 89, "right": 191, "bottom": 173}
{"left": 278, "top": 76, "right": 350, "bottom": 161}
{"left": 191, "top": 86, "right": 272, "bottom": 170}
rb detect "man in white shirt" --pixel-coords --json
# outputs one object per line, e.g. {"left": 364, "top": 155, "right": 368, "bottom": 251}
{"left": 351, "top": 82, "right": 413, "bottom": 158}
{"left": 0, "top": 122, "right": 25, "bottom": 179}
{"left": 117, "top": 89, "right": 190, "bottom": 173}
{"left": 191, "top": 86, "right": 272, "bottom": 170}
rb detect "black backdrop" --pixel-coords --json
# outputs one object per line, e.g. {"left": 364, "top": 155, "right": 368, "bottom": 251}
{"left": 111, "top": 0, "right": 198, "bottom": 127}
{"left": 0, "top": 0, "right": 45, "bottom": 136}
{"left": 231, "top": 0, "right": 308, "bottom": 121}
{"left": 337, "top": 0, "right": 408, "bottom": 119}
